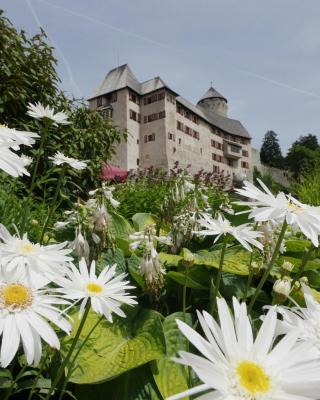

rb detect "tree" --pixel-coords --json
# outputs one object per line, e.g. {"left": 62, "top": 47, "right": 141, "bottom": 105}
{"left": 0, "top": 10, "right": 126, "bottom": 195}
{"left": 285, "top": 144, "right": 320, "bottom": 180}
{"left": 292, "top": 134, "right": 319, "bottom": 151}
{"left": 260, "top": 130, "right": 283, "bottom": 168}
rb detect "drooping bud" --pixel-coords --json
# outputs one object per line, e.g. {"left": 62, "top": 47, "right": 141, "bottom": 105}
{"left": 273, "top": 278, "right": 292, "bottom": 302}
{"left": 282, "top": 261, "right": 294, "bottom": 273}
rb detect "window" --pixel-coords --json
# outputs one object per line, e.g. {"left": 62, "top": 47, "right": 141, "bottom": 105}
{"left": 137, "top": 139, "right": 140, "bottom": 144}
{"left": 129, "top": 109, "right": 141, "bottom": 122}
{"left": 97, "top": 97, "right": 102, "bottom": 107}
{"left": 185, "top": 126, "right": 191, "bottom": 135}
{"left": 144, "top": 133, "right": 155, "bottom": 143}
{"left": 241, "top": 161, "right": 249, "bottom": 168}
{"left": 137, "top": 158, "right": 140, "bottom": 166}
{"left": 212, "top": 153, "right": 222, "bottom": 162}
{"left": 193, "top": 130, "right": 200, "bottom": 140}
{"left": 105, "top": 92, "right": 117, "bottom": 103}
{"left": 159, "top": 110, "right": 166, "bottom": 119}
{"left": 144, "top": 111, "right": 165, "bottom": 123}
{"left": 242, "top": 150, "right": 248, "bottom": 157}
{"left": 230, "top": 144, "right": 241, "bottom": 153}
{"left": 178, "top": 138, "right": 182, "bottom": 144}
{"left": 177, "top": 121, "right": 184, "bottom": 131}
{"left": 129, "top": 91, "right": 140, "bottom": 105}
{"left": 143, "top": 91, "right": 165, "bottom": 105}
{"left": 167, "top": 94, "right": 176, "bottom": 104}
{"left": 100, "top": 108, "right": 113, "bottom": 119}
{"left": 200, "top": 148, "right": 202, "bottom": 155}
{"left": 213, "top": 165, "right": 219, "bottom": 173}
{"left": 168, "top": 132, "right": 175, "bottom": 141}
{"left": 227, "top": 158, "right": 236, "bottom": 167}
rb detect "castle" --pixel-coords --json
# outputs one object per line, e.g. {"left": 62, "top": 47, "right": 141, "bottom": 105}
{"left": 88, "top": 64, "right": 252, "bottom": 180}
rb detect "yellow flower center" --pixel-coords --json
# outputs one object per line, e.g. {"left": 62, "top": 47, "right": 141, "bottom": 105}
{"left": 236, "top": 361, "right": 270, "bottom": 395}
{"left": 20, "top": 242, "right": 36, "bottom": 254}
{"left": 1, "top": 283, "right": 32, "bottom": 309}
{"left": 287, "top": 201, "right": 304, "bottom": 214}
{"left": 86, "top": 282, "right": 103, "bottom": 294}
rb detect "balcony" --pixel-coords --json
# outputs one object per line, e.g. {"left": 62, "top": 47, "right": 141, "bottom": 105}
{"left": 223, "top": 140, "right": 242, "bottom": 159}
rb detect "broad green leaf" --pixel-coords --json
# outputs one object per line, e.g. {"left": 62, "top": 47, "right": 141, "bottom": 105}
{"left": 194, "top": 248, "right": 251, "bottom": 275}
{"left": 221, "top": 273, "right": 255, "bottom": 299}
{"left": 285, "top": 239, "right": 311, "bottom": 254}
{"left": 127, "top": 254, "right": 145, "bottom": 288}
{"left": 110, "top": 210, "right": 134, "bottom": 239}
{"left": 63, "top": 307, "right": 166, "bottom": 384}
{"left": 167, "top": 271, "right": 208, "bottom": 290}
{"left": 159, "top": 252, "right": 183, "bottom": 266}
{"left": 98, "top": 248, "right": 127, "bottom": 274}
{"left": 132, "top": 212, "right": 158, "bottom": 231}
{"left": 74, "top": 365, "right": 162, "bottom": 400}
{"left": 153, "top": 312, "right": 192, "bottom": 399}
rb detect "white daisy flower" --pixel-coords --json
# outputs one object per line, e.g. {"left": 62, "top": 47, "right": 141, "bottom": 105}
{"left": 0, "top": 273, "right": 71, "bottom": 367}
{"left": 168, "top": 297, "right": 320, "bottom": 400}
{"left": 58, "top": 258, "right": 137, "bottom": 322}
{"left": 49, "top": 151, "right": 87, "bottom": 170}
{"left": 0, "top": 224, "right": 73, "bottom": 284}
{"left": 27, "top": 102, "right": 70, "bottom": 126}
{"left": 0, "top": 124, "right": 39, "bottom": 149}
{"left": 236, "top": 179, "right": 320, "bottom": 247}
{"left": 0, "top": 146, "right": 30, "bottom": 177}
{"left": 195, "top": 213, "right": 263, "bottom": 252}
{"left": 277, "top": 284, "right": 320, "bottom": 353}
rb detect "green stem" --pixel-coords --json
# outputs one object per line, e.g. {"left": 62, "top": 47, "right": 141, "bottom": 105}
{"left": 27, "top": 351, "right": 49, "bottom": 400}
{"left": 4, "top": 364, "right": 27, "bottom": 400}
{"left": 290, "top": 246, "right": 314, "bottom": 291}
{"left": 58, "top": 315, "right": 104, "bottom": 400}
{"left": 45, "top": 304, "right": 90, "bottom": 400}
{"left": 21, "top": 123, "right": 49, "bottom": 233}
{"left": 248, "top": 219, "right": 288, "bottom": 314}
{"left": 210, "top": 239, "right": 227, "bottom": 314}
{"left": 182, "top": 264, "right": 189, "bottom": 322}
{"left": 243, "top": 251, "right": 254, "bottom": 301}
{"left": 39, "top": 166, "right": 65, "bottom": 244}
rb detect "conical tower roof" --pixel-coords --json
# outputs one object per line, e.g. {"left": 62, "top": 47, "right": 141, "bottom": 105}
{"left": 198, "top": 86, "right": 227, "bottom": 103}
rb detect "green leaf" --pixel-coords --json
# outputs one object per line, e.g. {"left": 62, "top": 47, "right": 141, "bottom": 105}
{"left": 153, "top": 312, "right": 192, "bottom": 399}
{"left": 110, "top": 210, "right": 134, "bottom": 239}
{"left": 167, "top": 271, "right": 208, "bottom": 290}
{"left": 62, "top": 307, "right": 166, "bottom": 384}
{"left": 132, "top": 213, "right": 158, "bottom": 231}
{"left": 285, "top": 238, "right": 312, "bottom": 254}
{"left": 74, "top": 365, "right": 162, "bottom": 400}
{"left": 127, "top": 254, "right": 145, "bottom": 289}
{"left": 194, "top": 247, "right": 251, "bottom": 275}
{"left": 98, "top": 248, "right": 127, "bottom": 274}
{"left": 159, "top": 252, "right": 183, "bottom": 266}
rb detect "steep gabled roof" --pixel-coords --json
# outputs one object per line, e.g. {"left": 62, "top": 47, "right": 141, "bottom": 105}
{"left": 89, "top": 65, "right": 175, "bottom": 99}
{"left": 177, "top": 96, "right": 250, "bottom": 139}
{"left": 89, "top": 64, "right": 140, "bottom": 99}
{"left": 198, "top": 86, "right": 227, "bottom": 103}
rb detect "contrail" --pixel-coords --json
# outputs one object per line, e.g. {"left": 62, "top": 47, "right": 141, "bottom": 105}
{"left": 30, "top": 0, "right": 320, "bottom": 101}
{"left": 36, "top": 0, "right": 184, "bottom": 54}
{"left": 25, "top": 0, "right": 82, "bottom": 97}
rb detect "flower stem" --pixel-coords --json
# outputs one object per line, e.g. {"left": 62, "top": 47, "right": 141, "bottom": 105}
{"left": 21, "top": 122, "right": 49, "bottom": 233}
{"left": 243, "top": 251, "right": 254, "bottom": 301}
{"left": 210, "top": 239, "right": 227, "bottom": 314}
{"left": 45, "top": 304, "right": 91, "bottom": 400}
{"left": 182, "top": 265, "right": 189, "bottom": 322}
{"left": 39, "top": 166, "right": 65, "bottom": 244}
{"left": 248, "top": 219, "right": 288, "bottom": 313}
{"left": 58, "top": 315, "right": 104, "bottom": 400}
{"left": 4, "top": 364, "right": 27, "bottom": 400}
{"left": 27, "top": 351, "right": 49, "bottom": 400}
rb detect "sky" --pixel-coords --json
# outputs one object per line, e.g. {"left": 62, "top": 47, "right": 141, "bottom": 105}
{"left": 2, "top": 0, "right": 320, "bottom": 152}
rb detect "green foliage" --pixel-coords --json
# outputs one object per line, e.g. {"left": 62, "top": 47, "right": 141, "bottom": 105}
{"left": 253, "top": 166, "right": 288, "bottom": 193}
{"left": 260, "top": 130, "right": 283, "bottom": 168}
{"left": 132, "top": 212, "right": 158, "bottom": 231}
{"left": 152, "top": 312, "right": 191, "bottom": 399}
{"left": 292, "top": 164, "right": 320, "bottom": 206}
{"left": 285, "top": 143, "right": 320, "bottom": 180}
{"left": 62, "top": 307, "right": 166, "bottom": 384}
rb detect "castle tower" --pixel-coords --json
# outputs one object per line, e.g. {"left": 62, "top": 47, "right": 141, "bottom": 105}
{"left": 197, "top": 86, "right": 228, "bottom": 117}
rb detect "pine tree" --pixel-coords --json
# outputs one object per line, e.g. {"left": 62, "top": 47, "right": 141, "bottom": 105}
{"left": 260, "top": 130, "right": 283, "bottom": 168}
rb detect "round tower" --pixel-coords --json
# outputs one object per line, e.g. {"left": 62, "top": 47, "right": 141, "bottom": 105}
{"left": 197, "top": 86, "right": 228, "bottom": 117}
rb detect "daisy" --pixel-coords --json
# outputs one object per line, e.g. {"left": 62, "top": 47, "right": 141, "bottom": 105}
{"left": 0, "top": 224, "right": 73, "bottom": 283}
{"left": 276, "top": 284, "right": 320, "bottom": 353}
{"left": 27, "top": 102, "right": 70, "bottom": 126}
{"left": 0, "top": 124, "right": 39, "bottom": 149}
{"left": 0, "top": 146, "right": 30, "bottom": 177}
{"left": 168, "top": 297, "right": 320, "bottom": 400}
{"left": 58, "top": 258, "right": 137, "bottom": 322}
{"left": 236, "top": 179, "right": 320, "bottom": 247}
{"left": 49, "top": 151, "right": 87, "bottom": 170}
{"left": 0, "top": 273, "right": 71, "bottom": 367}
{"left": 195, "top": 213, "right": 263, "bottom": 252}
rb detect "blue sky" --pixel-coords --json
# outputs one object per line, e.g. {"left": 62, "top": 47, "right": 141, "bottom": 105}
{"left": 2, "top": 0, "right": 320, "bottom": 152}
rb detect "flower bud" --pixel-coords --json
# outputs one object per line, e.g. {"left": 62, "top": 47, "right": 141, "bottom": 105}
{"left": 282, "top": 261, "right": 294, "bottom": 273}
{"left": 273, "top": 278, "right": 291, "bottom": 301}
